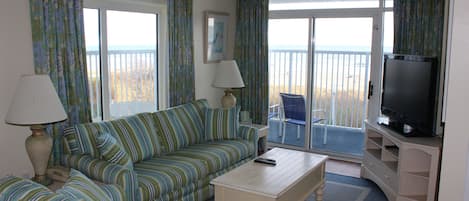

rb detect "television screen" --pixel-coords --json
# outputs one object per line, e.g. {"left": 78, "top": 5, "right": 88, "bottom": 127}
{"left": 381, "top": 55, "right": 438, "bottom": 136}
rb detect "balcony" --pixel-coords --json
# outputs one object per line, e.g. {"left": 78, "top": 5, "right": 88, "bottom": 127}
{"left": 268, "top": 49, "right": 371, "bottom": 157}
{"left": 86, "top": 49, "right": 157, "bottom": 121}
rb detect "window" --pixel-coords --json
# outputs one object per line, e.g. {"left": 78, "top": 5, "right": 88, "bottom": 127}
{"left": 269, "top": 0, "right": 380, "bottom": 10}
{"left": 83, "top": 6, "right": 160, "bottom": 121}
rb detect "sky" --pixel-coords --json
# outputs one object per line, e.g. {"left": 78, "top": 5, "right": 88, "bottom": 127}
{"left": 83, "top": 8, "right": 157, "bottom": 50}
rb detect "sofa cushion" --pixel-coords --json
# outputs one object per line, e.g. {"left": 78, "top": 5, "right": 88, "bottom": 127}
{"left": 134, "top": 155, "right": 209, "bottom": 200}
{"left": 0, "top": 176, "right": 65, "bottom": 200}
{"left": 96, "top": 132, "right": 133, "bottom": 170}
{"left": 57, "top": 169, "right": 112, "bottom": 200}
{"left": 105, "top": 115, "right": 161, "bottom": 162}
{"left": 64, "top": 113, "right": 162, "bottom": 162}
{"left": 204, "top": 106, "right": 240, "bottom": 141}
{"left": 168, "top": 139, "right": 255, "bottom": 173}
{"left": 152, "top": 99, "right": 209, "bottom": 153}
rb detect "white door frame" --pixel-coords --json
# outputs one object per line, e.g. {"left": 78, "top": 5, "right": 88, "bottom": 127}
{"left": 269, "top": 7, "right": 388, "bottom": 158}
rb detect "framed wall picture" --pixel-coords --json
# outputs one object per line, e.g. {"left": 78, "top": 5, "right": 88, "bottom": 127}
{"left": 204, "top": 11, "right": 229, "bottom": 63}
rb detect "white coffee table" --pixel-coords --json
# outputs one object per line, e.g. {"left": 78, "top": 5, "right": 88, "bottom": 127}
{"left": 211, "top": 148, "right": 328, "bottom": 201}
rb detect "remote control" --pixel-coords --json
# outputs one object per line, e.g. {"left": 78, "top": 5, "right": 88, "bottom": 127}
{"left": 254, "top": 157, "right": 276, "bottom": 166}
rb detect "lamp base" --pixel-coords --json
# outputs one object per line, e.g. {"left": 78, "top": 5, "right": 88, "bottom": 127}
{"left": 221, "top": 89, "right": 236, "bottom": 108}
{"left": 26, "top": 125, "right": 52, "bottom": 186}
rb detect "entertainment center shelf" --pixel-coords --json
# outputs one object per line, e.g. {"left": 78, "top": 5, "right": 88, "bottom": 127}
{"left": 361, "top": 121, "right": 442, "bottom": 201}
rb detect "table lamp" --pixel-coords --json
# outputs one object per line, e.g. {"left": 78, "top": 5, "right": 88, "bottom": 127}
{"left": 212, "top": 60, "right": 245, "bottom": 108}
{"left": 5, "top": 74, "right": 67, "bottom": 185}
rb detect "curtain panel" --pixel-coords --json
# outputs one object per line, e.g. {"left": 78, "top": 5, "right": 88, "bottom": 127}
{"left": 167, "top": 0, "right": 195, "bottom": 107}
{"left": 30, "top": 0, "right": 91, "bottom": 165}
{"left": 393, "top": 0, "right": 445, "bottom": 59}
{"left": 234, "top": 0, "right": 269, "bottom": 125}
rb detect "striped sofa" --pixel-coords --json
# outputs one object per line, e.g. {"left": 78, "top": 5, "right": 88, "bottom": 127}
{"left": 61, "top": 99, "right": 259, "bottom": 201}
{"left": 0, "top": 170, "right": 125, "bottom": 201}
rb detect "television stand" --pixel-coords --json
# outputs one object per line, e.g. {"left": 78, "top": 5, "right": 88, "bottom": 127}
{"left": 361, "top": 121, "right": 442, "bottom": 201}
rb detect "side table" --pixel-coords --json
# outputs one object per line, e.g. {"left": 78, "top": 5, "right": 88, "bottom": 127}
{"left": 241, "top": 124, "right": 268, "bottom": 155}
{"left": 46, "top": 166, "right": 70, "bottom": 191}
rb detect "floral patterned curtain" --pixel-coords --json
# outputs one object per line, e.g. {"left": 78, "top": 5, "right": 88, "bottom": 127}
{"left": 30, "top": 0, "right": 91, "bottom": 165}
{"left": 168, "top": 0, "right": 195, "bottom": 106}
{"left": 393, "top": 0, "right": 445, "bottom": 60}
{"left": 234, "top": 0, "right": 269, "bottom": 125}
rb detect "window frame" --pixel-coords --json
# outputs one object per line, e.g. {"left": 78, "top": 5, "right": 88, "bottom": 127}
{"left": 84, "top": 0, "right": 168, "bottom": 121}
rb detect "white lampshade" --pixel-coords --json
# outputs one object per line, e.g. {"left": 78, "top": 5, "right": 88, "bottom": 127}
{"left": 5, "top": 74, "right": 67, "bottom": 125}
{"left": 212, "top": 60, "right": 245, "bottom": 89}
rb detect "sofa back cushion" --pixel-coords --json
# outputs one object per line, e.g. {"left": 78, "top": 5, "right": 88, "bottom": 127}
{"left": 152, "top": 99, "right": 208, "bottom": 153}
{"left": 204, "top": 106, "right": 240, "bottom": 141}
{"left": 96, "top": 132, "right": 134, "bottom": 170}
{"left": 63, "top": 113, "right": 162, "bottom": 162}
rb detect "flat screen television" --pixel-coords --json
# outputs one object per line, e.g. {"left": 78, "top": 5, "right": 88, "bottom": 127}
{"left": 381, "top": 54, "right": 441, "bottom": 137}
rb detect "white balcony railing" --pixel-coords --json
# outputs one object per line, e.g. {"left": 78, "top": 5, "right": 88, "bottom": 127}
{"left": 269, "top": 49, "right": 371, "bottom": 129}
{"left": 86, "top": 49, "right": 157, "bottom": 121}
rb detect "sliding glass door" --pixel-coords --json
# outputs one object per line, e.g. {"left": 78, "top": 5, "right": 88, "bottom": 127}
{"left": 310, "top": 17, "right": 373, "bottom": 157}
{"left": 267, "top": 13, "right": 382, "bottom": 158}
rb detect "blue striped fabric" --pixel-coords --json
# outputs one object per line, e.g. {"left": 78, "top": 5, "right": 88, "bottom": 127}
{"left": 104, "top": 116, "right": 159, "bottom": 162}
{"left": 238, "top": 125, "right": 260, "bottom": 156}
{"left": 96, "top": 132, "right": 134, "bottom": 170}
{"left": 63, "top": 114, "right": 162, "bottom": 163}
{"left": 168, "top": 139, "right": 254, "bottom": 173}
{"left": 61, "top": 154, "right": 139, "bottom": 201}
{"left": 100, "top": 184, "right": 125, "bottom": 201}
{"left": 204, "top": 106, "right": 240, "bottom": 141}
{"left": 0, "top": 176, "right": 64, "bottom": 201}
{"left": 0, "top": 173, "right": 124, "bottom": 201}
{"left": 56, "top": 169, "right": 112, "bottom": 200}
{"left": 152, "top": 99, "right": 209, "bottom": 153}
{"left": 134, "top": 155, "right": 208, "bottom": 200}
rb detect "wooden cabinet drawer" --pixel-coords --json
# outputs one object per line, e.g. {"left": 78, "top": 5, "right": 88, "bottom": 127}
{"left": 364, "top": 151, "right": 398, "bottom": 191}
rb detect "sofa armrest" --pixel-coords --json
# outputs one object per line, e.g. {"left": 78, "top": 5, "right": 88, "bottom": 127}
{"left": 61, "top": 154, "right": 139, "bottom": 201}
{"left": 238, "top": 125, "right": 259, "bottom": 157}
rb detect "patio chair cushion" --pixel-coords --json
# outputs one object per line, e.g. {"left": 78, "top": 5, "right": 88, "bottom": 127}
{"left": 96, "top": 132, "right": 133, "bottom": 170}
{"left": 167, "top": 139, "right": 254, "bottom": 173}
{"left": 134, "top": 155, "right": 209, "bottom": 200}
{"left": 204, "top": 106, "right": 240, "bottom": 141}
{"left": 152, "top": 99, "right": 209, "bottom": 153}
{"left": 56, "top": 169, "right": 112, "bottom": 200}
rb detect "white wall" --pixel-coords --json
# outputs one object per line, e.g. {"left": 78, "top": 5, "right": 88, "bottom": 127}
{"left": 438, "top": 0, "right": 469, "bottom": 200}
{"left": 193, "top": 0, "right": 237, "bottom": 107}
{"left": 0, "top": 0, "right": 36, "bottom": 177}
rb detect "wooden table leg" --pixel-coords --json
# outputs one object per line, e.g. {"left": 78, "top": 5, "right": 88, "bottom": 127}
{"left": 315, "top": 181, "right": 325, "bottom": 201}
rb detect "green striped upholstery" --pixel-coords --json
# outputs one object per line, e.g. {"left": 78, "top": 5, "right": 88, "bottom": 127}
{"left": 204, "top": 106, "right": 240, "bottom": 141}
{"left": 152, "top": 99, "right": 209, "bottom": 153}
{"left": 63, "top": 114, "right": 162, "bottom": 163}
{"left": 0, "top": 176, "right": 64, "bottom": 200}
{"left": 238, "top": 125, "right": 260, "bottom": 156}
{"left": 100, "top": 184, "right": 125, "bottom": 201}
{"left": 104, "top": 116, "right": 160, "bottom": 162}
{"left": 134, "top": 155, "right": 209, "bottom": 200}
{"left": 0, "top": 172, "right": 125, "bottom": 201}
{"left": 61, "top": 154, "right": 139, "bottom": 201}
{"left": 168, "top": 139, "right": 255, "bottom": 173}
{"left": 96, "top": 132, "right": 134, "bottom": 170}
{"left": 57, "top": 169, "right": 112, "bottom": 200}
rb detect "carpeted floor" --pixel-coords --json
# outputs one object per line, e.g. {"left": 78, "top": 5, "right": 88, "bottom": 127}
{"left": 307, "top": 173, "right": 388, "bottom": 201}
{"left": 208, "top": 173, "right": 388, "bottom": 201}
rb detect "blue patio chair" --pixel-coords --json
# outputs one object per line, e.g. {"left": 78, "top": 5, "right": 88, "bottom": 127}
{"left": 279, "top": 93, "right": 328, "bottom": 144}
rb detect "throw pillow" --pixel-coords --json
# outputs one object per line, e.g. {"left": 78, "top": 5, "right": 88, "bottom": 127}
{"left": 56, "top": 169, "right": 112, "bottom": 200}
{"left": 96, "top": 132, "right": 133, "bottom": 170}
{"left": 205, "top": 106, "right": 240, "bottom": 141}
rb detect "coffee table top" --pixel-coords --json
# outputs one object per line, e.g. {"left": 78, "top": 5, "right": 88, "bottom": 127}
{"left": 210, "top": 148, "right": 328, "bottom": 198}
